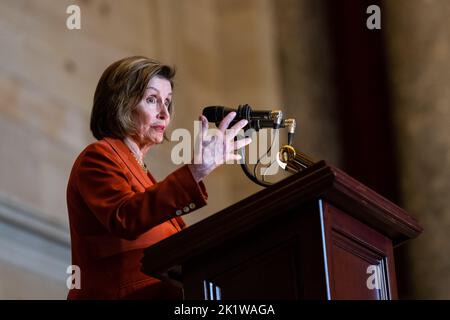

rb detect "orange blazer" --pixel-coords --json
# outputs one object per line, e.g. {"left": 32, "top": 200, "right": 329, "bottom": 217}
{"left": 66, "top": 137, "right": 208, "bottom": 299}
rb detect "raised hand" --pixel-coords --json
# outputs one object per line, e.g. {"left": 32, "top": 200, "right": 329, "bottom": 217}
{"left": 188, "top": 112, "right": 252, "bottom": 182}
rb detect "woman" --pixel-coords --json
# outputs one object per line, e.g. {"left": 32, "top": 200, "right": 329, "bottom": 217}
{"left": 66, "top": 56, "right": 251, "bottom": 299}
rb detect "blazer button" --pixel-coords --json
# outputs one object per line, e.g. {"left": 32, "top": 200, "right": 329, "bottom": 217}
{"left": 175, "top": 209, "right": 183, "bottom": 216}
{"left": 183, "top": 206, "right": 190, "bottom": 213}
{"left": 189, "top": 203, "right": 196, "bottom": 209}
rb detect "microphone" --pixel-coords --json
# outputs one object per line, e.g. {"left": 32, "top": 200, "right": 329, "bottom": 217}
{"left": 202, "top": 104, "right": 283, "bottom": 131}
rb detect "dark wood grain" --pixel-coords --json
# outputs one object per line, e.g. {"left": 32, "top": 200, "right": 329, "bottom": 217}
{"left": 141, "top": 161, "right": 422, "bottom": 299}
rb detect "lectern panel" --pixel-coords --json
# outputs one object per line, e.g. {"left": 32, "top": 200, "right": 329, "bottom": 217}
{"left": 322, "top": 202, "right": 396, "bottom": 299}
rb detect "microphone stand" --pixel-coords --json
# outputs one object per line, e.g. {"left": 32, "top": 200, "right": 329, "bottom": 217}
{"left": 239, "top": 117, "right": 316, "bottom": 187}
{"left": 277, "top": 145, "right": 315, "bottom": 174}
{"left": 239, "top": 144, "right": 273, "bottom": 188}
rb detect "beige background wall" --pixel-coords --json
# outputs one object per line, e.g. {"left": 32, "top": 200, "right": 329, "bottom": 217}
{"left": 0, "top": 0, "right": 310, "bottom": 299}
{"left": 383, "top": 0, "right": 450, "bottom": 299}
{"left": 0, "top": 0, "right": 449, "bottom": 299}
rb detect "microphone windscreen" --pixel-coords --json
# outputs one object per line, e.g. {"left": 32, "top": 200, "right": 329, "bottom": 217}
{"left": 202, "top": 106, "right": 227, "bottom": 122}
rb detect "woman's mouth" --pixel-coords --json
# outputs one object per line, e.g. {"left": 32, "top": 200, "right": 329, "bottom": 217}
{"left": 151, "top": 125, "right": 166, "bottom": 132}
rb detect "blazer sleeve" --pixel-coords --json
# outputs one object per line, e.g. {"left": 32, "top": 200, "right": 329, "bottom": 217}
{"left": 75, "top": 143, "right": 208, "bottom": 240}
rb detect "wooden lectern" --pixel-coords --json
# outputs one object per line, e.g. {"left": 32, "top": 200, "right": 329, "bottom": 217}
{"left": 141, "top": 161, "right": 422, "bottom": 300}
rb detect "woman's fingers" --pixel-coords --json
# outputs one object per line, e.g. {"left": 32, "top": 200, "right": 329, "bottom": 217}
{"left": 192, "top": 113, "right": 249, "bottom": 180}
{"left": 200, "top": 115, "right": 209, "bottom": 141}
{"left": 226, "top": 119, "right": 248, "bottom": 141}
{"left": 218, "top": 112, "right": 237, "bottom": 132}
{"left": 225, "top": 153, "right": 242, "bottom": 162}
{"left": 193, "top": 116, "right": 206, "bottom": 164}
{"left": 200, "top": 112, "right": 251, "bottom": 164}
{"left": 233, "top": 137, "right": 252, "bottom": 150}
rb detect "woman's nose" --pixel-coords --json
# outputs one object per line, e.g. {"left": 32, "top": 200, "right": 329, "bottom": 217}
{"left": 157, "top": 103, "right": 169, "bottom": 119}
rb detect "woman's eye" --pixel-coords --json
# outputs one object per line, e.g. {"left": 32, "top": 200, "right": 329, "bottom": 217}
{"left": 146, "top": 96, "right": 157, "bottom": 104}
{"left": 165, "top": 100, "right": 171, "bottom": 108}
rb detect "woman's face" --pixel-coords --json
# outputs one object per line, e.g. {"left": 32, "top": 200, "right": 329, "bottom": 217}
{"left": 132, "top": 76, "right": 172, "bottom": 146}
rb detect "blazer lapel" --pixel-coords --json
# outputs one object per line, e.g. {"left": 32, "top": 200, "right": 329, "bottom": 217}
{"left": 104, "top": 137, "right": 186, "bottom": 231}
{"left": 146, "top": 170, "right": 158, "bottom": 184}
{"left": 104, "top": 137, "right": 152, "bottom": 188}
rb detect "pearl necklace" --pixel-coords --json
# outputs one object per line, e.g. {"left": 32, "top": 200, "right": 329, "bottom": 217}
{"left": 124, "top": 137, "right": 148, "bottom": 174}
{"left": 131, "top": 152, "right": 148, "bottom": 174}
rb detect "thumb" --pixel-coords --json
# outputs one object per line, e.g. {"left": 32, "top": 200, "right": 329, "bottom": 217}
{"left": 200, "top": 115, "right": 208, "bottom": 141}
{"left": 193, "top": 116, "right": 205, "bottom": 164}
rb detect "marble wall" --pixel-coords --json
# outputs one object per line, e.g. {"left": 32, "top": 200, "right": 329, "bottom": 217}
{"left": 2, "top": 0, "right": 447, "bottom": 300}
{"left": 0, "top": 0, "right": 317, "bottom": 298}
{"left": 0, "top": 0, "right": 163, "bottom": 299}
